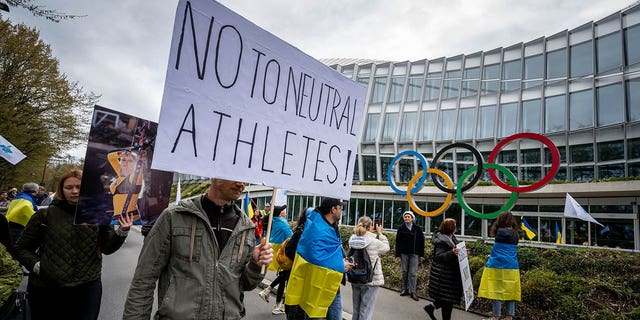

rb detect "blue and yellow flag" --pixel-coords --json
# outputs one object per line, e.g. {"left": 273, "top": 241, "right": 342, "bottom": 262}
{"left": 285, "top": 209, "right": 344, "bottom": 318}
{"left": 555, "top": 222, "right": 563, "bottom": 244}
{"left": 478, "top": 242, "right": 521, "bottom": 301}
{"left": 243, "top": 192, "right": 254, "bottom": 219}
{"left": 267, "top": 216, "right": 293, "bottom": 271}
{"left": 521, "top": 217, "right": 536, "bottom": 240}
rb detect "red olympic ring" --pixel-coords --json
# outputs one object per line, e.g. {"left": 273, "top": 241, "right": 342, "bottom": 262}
{"left": 487, "top": 132, "right": 560, "bottom": 192}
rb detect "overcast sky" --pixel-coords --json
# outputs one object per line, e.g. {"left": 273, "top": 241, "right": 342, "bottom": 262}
{"left": 3, "top": 0, "right": 635, "bottom": 154}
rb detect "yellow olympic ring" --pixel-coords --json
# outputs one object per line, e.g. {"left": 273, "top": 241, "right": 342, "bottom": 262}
{"left": 406, "top": 169, "right": 453, "bottom": 217}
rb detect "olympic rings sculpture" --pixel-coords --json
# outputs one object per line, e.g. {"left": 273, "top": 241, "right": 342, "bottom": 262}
{"left": 387, "top": 132, "right": 560, "bottom": 219}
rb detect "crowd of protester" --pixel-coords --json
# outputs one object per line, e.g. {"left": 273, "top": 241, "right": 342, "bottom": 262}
{"left": 0, "top": 174, "right": 522, "bottom": 320}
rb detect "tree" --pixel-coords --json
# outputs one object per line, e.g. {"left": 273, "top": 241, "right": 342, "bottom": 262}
{"left": 0, "top": 19, "right": 97, "bottom": 189}
{"left": 1, "top": 0, "right": 81, "bottom": 22}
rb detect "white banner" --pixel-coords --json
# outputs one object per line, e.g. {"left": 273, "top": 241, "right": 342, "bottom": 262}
{"left": 152, "top": 0, "right": 366, "bottom": 199}
{"left": 564, "top": 193, "right": 604, "bottom": 227}
{"left": 457, "top": 242, "right": 474, "bottom": 311}
{"left": 0, "top": 134, "right": 26, "bottom": 165}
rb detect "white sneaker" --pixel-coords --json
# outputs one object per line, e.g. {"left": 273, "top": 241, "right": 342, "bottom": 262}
{"left": 258, "top": 288, "right": 270, "bottom": 303}
{"left": 271, "top": 304, "right": 285, "bottom": 315}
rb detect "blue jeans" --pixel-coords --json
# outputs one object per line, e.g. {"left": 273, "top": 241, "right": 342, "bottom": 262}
{"left": 306, "top": 290, "right": 342, "bottom": 320}
{"left": 492, "top": 300, "right": 515, "bottom": 317}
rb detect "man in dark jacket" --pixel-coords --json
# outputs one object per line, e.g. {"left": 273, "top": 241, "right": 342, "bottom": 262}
{"left": 395, "top": 210, "right": 424, "bottom": 301}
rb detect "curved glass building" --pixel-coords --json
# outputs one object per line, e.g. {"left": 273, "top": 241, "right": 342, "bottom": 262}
{"left": 206, "top": 3, "right": 640, "bottom": 250}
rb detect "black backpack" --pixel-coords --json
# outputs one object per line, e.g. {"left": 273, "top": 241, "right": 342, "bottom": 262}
{"left": 346, "top": 247, "right": 377, "bottom": 284}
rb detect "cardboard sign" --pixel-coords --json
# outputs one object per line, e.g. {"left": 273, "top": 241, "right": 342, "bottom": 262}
{"left": 152, "top": 0, "right": 366, "bottom": 199}
{"left": 457, "top": 242, "right": 474, "bottom": 311}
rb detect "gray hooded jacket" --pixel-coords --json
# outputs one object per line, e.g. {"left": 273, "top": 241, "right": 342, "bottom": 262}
{"left": 123, "top": 195, "right": 264, "bottom": 320}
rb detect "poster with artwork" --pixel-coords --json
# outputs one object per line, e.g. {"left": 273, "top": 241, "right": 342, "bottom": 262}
{"left": 75, "top": 105, "right": 174, "bottom": 226}
{"left": 457, "top": 241, "right": 474, "bottom": 311}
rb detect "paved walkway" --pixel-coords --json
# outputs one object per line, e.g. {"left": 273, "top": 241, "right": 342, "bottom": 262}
{"left": 260, "top": 270, "right": 487, "bottom": 320}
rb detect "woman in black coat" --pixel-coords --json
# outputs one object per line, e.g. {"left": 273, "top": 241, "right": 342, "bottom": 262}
{"left": 424, "top": 218, "right": 463, "bottom": 320}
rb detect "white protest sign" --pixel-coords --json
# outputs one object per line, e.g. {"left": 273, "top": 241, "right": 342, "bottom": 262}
{"left": 457, "top": 242, "right": 474, "bottom": 311}
{"left": 152, "top": 0, "right": 367, "bottom": 199}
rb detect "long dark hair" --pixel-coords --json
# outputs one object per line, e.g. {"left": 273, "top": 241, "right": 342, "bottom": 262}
{"left": 489, "top": 211, "right": 519, "bottom": 237}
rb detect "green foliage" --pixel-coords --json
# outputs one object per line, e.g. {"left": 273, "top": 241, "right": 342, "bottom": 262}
{"left": 521, "top": 268, "right": 561, "bottom": 310}
{"left": 339, "top": 223, "right": 640, "bottom": 320}
{"left": 0, "top": 19, "right": 97, "bottom": 189}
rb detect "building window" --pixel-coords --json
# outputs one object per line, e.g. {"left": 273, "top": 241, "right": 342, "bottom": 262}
{"left": 524, "top": 54, "right": 544, "bottom": 80}
{"left": 399, "top": 112, "right": 417, "bottom": 141}
{"left": 544, "top": 95, "right": 566, "bottom": 133}
{"left": 380, "top": 157, "right": 392, "bottom": 181}
{"left": 625, "top": 24, "right": 640, "bottom": 65}
{"left": 405, "top": 77, "right": 423, "bottom": 102}
{"left": 597, "top": 140, "right": 624, "bottom": 161}
{"left": 521, "top": 166, "right": 542, "bottom": 181}
{"left": 443, "top": 79, "right": 460, "bottom": 99}
{"left": 437, "top": 109, "right": 456, "bottom": 140}
{"left": 461, "top": 80, "right": 480, "bottom": 97}
{"left": 370, "top": 76, "right": 387, "bottom": 104}
{"left": 357, "top": 76, "right": 370, "bottom": 87}
{"left": 362, "top": 155, "right": 377, "bottom": 181}
{"left": 596, "top": 32, "right": 623, "bottom": 73}
{"left": 596, "top": 83, "right": 624, "bottom": 126}
{"left": 521, "top": 148, "right": 541, "bottom": 164}
{"left": 630, "top": 162, "right": 640, "bottom": 177}
{"left": 399, "top": 158, "right": 414, "bottom": 182}
{"left": 569, "top": 89, "right": 594, "bottom": 130}
{"left": 419, "top": 111, "right": 436, "bottom": 141}
{"left": 498, "top": 102, "right": 518, "bottom": 137}
{"left": 627, "top": 79, "right": 640, "bottom": 122}
{"left": 503, "top": 59, "right": 521, "bottom": 80}
{"left": 481, "top": 80, "right": 500, "bottom": 95}
{"left": 598, "top": 163, "right": 625, "bottom": 179}
{"left": 545, "top": 146, "right": 567, "bottom": 163}
{"left": 571, "top": 165, "right": 594, "bottom": 181}
{"left": 388, "top": 77, "right": 405, "bottom": 103}
{"left": 456, "top": 107, "right": 475, "bottom": 140}
{"left": 363, "top": 113, "right": 380, "bottom": 142}
{"left": 352, "top": 156, "right": 359, "bottom": 181}
{"left": 381, "top": 112, "right": 398, "bottom": 142}
{"left": 483, "top": 63, "right": 500, "bottom": 79}
{"left": 424, "top": 72, "right": 442, "bottom": 100}
{"left": 570, "top": 143, "right": 594, "bottom": 163}
{"left": 570, "top": 41, "right": 593, "bottom": 77}
{"left": 630, "top": 138, "right": 640, "bottom": 159}
{"left": 476, "top": 105, "right": 496, "bottom": 139}
{"left": 546, "top": 48, "right": 567, "bottom": 79}
{"left": 521, "top": 99, "right": 541, "bottom": 133}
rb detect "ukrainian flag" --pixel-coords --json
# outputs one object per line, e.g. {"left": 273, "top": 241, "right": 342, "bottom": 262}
{"left": 555, "top": 222, "right": 563, "bottom": 244}
{"left": 521, "top": 217, "right": 536, "bottom": 240}
{"left": 242, "top": 192, "right": 254, "bottom": 219}
{"left": 267, "top": 216, "right": 293, "bottom": 271}
{"left": 285, "top": 209, "right": 344, "bottom": 318}
{"left": 478, "top": 242, "right": 521, "bottom": 301}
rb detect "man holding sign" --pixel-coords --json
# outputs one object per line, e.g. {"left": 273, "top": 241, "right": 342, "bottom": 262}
{"left": 123, "top": 178, "right": 273, "bottom": 319}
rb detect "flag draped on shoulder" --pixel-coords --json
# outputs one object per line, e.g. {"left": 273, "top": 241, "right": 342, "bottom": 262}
{"left": 520, "top": 217, "right": 536, "bottom": 240}
{"left": 563, "top": 193, "right": 603, "bottom": 227}
{"left": 285, "top": 208, "right": 344, "bottom": 318}
{"left": 0, "top": 134, "right": 26, "bottom": 165}
{"left": 267, "top": 215, "right": 293, "bottom": 271}
{"left": 478, "top": 242, "right": 521, "bottom": 301}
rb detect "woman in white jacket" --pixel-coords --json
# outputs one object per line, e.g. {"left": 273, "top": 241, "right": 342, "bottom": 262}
{"left": 348, "top": 216, "right": 390, "bottom": 320}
